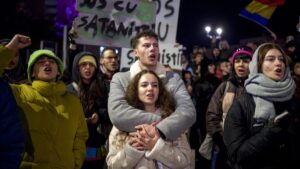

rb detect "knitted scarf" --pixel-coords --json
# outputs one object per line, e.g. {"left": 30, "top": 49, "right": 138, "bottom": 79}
{"left": 245, "top": 43, "right": 296, "bottom": 120}
{"left": 129, "top": 60, "right": 166, "bottom": 79}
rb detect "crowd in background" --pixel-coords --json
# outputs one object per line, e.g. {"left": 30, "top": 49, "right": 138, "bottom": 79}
{"left": 1, "top": 21, "right": 300, "bottom": 169}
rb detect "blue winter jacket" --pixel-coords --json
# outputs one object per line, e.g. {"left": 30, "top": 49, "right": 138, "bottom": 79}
{"left": 0, "top": 78, "right": 25, "bottom": 168}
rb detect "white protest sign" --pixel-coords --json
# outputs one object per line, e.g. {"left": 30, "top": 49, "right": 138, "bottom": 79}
{"left": 154, "top": 0, "right": 181, "bottom": 44}
{"left": 120, "top": 44, "right": 183, "bottom": 70}
{"left": 75, "top": 0, "right": 156, "bottom": 47}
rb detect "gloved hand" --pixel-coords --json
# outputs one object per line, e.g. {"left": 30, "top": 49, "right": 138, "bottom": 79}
{"left": 269, "top": 111, "right": 291, "bottom": 133}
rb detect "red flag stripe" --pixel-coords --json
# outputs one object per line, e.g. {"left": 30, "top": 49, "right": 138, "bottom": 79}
{"left": 255, "top": 0, "right": 286, "bottom": 6}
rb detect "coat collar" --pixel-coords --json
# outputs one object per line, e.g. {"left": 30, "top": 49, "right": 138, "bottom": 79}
{"left": 32, "top": 80, "right": 67, "bottom": 97}
{"left": 129, "top": 60, "right": 166, "bottom": 79}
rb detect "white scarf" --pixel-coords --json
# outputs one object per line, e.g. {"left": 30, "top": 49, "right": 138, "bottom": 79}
{"left": 129, "top": 60, "right": 167, "bottom": 79}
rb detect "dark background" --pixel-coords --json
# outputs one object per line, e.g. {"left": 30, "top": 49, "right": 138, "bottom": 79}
{"left": 177, "top": 0, "right": 299, "bottom": 50}
{"left": 0, "top": 0, "right": 299, "bottom": 51}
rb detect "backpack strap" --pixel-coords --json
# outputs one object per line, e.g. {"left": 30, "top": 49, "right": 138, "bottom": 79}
{"left": 221, "top": 81, "right": 236, "bottom": 129}
{"left": 72, "top": 82, "right": 79, "bottom": 93}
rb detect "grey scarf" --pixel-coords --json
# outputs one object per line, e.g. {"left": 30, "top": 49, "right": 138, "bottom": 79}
{"left": 245, "top": 43, "right": 296, "bottom": 120}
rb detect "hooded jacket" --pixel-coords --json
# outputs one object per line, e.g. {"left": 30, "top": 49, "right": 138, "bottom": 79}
{"left": 223, "top": 43, "right": 298, "bottom": 169}
{"left": 0, "top": 46, "right": 89, "bottom": 169}
{"left": 67, "top": 51, "right": 110, "bottom": 149}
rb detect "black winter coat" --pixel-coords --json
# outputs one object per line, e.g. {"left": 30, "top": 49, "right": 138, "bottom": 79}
{"left": 224, "top": 93, "right": 299, "bottom": 169}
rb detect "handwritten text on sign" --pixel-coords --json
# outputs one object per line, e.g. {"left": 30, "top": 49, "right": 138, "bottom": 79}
{"left": 120, "top": 44, "right": 183, "bottom": 70}
{"left": 75, "top": 0, "right": 156, "bottom": 47}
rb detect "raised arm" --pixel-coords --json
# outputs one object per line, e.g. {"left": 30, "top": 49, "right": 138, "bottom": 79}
{"left": 0, "top": 34, "right": 31, "bottom": 75}
{"left": 5, "top": 34, "right": 31, "bottom": 51}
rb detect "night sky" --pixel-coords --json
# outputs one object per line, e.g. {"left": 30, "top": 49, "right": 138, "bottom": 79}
{"left": 177, "top": 0, "right": 299, "bottom": 50}
{"left": 0, "top": 0, "right": 298, "bottom": 52}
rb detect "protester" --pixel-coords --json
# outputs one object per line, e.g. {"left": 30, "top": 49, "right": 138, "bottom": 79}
{"left": 106, "top": 70, "right": 192, "bottom": 169}
{"left": 188, "top": 60, "right": 221, "bottom": 169}
{"left": 224, "top": 43, "right": 297, "bottom": 169}
{"left": 0, "top": 34, "right": 89, "bottom": 168}
{"left": 205, "top": 47, "right": 253, "bottom": 169}
{"left": 217, "top": 59, "right": 231, "bottom": 81}
{"left": 0, "top": 35, "right": 27, "bottom": 168}
{"left": 108, "top": 30, "right": 196, "bottom": 141}
{"left": 67, "top": 51, "right": 110, "bottom": 169}
{"left": 191, "top": 52, "right": 205, "bottom": 81}
{"left": 99, "top": 47, "right": 119, "bottom": 85}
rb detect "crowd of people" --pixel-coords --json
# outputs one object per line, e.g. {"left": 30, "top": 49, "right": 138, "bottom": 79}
{"left": 0, "top": 24, "right": 300, "bottom": 169}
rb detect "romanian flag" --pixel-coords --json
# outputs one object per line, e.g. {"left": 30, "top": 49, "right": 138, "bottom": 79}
{"left": 240, "top": 0, "right": 286, "bottom": 26}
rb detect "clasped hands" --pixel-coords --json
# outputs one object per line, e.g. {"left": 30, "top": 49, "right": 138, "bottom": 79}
{"left": 129, "top": 122, "right": 160, "bottom": 151}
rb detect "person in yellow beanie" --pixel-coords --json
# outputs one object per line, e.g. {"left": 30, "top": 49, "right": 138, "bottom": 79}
{"left": 0, "top": 34, "right": 89, "bottom": 169}
{"left": 67, "top": 51, "right": 110, "bottom": 169}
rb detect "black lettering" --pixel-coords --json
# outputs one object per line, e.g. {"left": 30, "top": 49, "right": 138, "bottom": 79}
{"left": 127, "top": 50, "right": 135, "bottom": 65}
{"left": 78, "top": 16, "right": 89, "bottom": 28}
{"left": 153, "top": 0, "right": 161, "bottom": 14}
{"left": 106, "top": 20, "right": 117, "bottom": 38}
{"left": 126, "top": 2, "right": 137, "bottom": 13}
{"left": 97, "top": 0, "right": 107, "bottom": 9}
{"left": 140, "top": 25, "right": 151, "bottom": 31}
{"left": 166, "top": 53, "right": 171, "bottom": 64}
{"left": 114, "top": 1, "right": 137, "bottom": 13}
{"left": 171, "top": 53, "right": 176, "bottom": 65}
{"left": 135, "top": 26, "right": 141, "bottom": 33}
{"left": 128, "top": 22, "right": 135, "bottom": 36}
{"left": 177, "top": 49, "right": 183, "bottom": 65}
{"left": 79, "top": 0, "right": 97, "bottom": 9}
{"left": 116, "top": 22, "right": 129, "bottom": 37}
{"left": 84, "top": 15, "right": 98, "bottom": 37}
{"left": 164, "top": 0, "right": 174, "bottom": 17}
{"left": 114, "top": 1, "right": 124, "bottom": 11}
{"left": 157, "top": 22, "right": 168, "bottom": 41}
{"left": 151, "top": 24, "right": 156, "bottom": 30}
{"left": 161, "top": 49, "right": 166, "bottom": 63}
{"left": 98, "top": 17, "right": 110, "bottom": 34}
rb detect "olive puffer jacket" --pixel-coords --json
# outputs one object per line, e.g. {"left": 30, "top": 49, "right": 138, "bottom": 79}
{"left": 0, "top": 46, "right": 89, "bottom": 169}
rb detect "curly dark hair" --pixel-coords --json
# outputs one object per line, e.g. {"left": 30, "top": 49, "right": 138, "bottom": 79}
{"left": 125, "top": 70, "right": 175, "bottom": 119}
